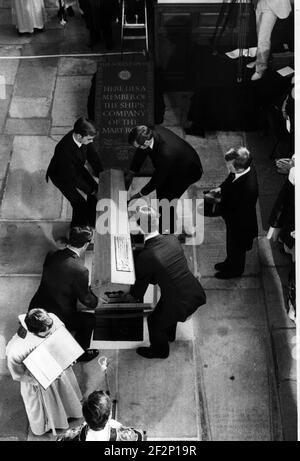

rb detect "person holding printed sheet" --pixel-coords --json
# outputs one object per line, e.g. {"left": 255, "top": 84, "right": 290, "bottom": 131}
{"left": 6, "top": 309, "right": 82, "bottom": 436}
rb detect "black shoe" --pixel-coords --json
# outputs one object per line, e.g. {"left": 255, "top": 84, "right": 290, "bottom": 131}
{"left": 17, "top": 31, "right": 33, "bottom": 36}
{"left": 167, "top": 335, "right": 176, "bottom": 343}
{"left": 214, "top": 262, "right": 227, "bottom": 271}
{"left": 57, "top": 7, "right": 67, "bottom": 23}
{"left": 136, "top": 347, "right": 169, "bottom": 359}
{"left": 77, "top": 349, "right": 99, "bottom": 363}
{"left": 214, "top": 271, "right": 243, "bottom": 279}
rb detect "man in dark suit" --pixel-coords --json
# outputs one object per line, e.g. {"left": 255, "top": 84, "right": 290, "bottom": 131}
{"left": 29, "top": 227, "right": 99, "bottom": 363}
{"left": 79, "top": 0, "right": 119, "bottom": 49}
{"left": 46, "top": 117, "right": 103, "bottom": 228}
{"left": 211, "top": 147, "right": 258, "bottom": 279}
{"left": 126, "top": 125, "right": 203, "bottom": 235}
{"left": 125, "top": 206, "right": 206, "bottom": 359}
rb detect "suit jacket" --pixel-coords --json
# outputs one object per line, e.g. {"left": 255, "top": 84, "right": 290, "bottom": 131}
{"left": 130, "top": 235, "right": 206, "bottom": 327}
{"left": 130, "top": 126, "right": 203, "bottom": 198}
{"left": 46, "top": 131, "right": 103, "bottom": 195}
{"left": 219, "top": 167, "right": 259, "bottom": 249}
{"left": 261, "top": 0, "right": 291, "bottom": 19}
{"left": 29, "top": 248, "right": 98, "bottom": 325}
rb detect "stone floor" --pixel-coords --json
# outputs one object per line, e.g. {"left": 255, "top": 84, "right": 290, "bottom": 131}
{"left": 0, "top": 2, "right": 296, "bottom": 441}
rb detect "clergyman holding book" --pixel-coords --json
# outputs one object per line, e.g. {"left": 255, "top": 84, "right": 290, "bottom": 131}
{"left": 6, "top": 309, "right": 83, "bottom": 436}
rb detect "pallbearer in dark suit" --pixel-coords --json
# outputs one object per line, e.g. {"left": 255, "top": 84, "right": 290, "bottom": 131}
{"left": 29, "top": 227, "right": 99, "bottom": 363}
{"left": 46, "top": 117, "right": 103, "bottom": 228}
{"left": 211, "top": 147, "right": 258, "bottom": 279}
{"left": 127, "top": 125, "right": 203, "bottom": 235}
{"left": 125, "top": 206, "right": 206, "bottom": 359}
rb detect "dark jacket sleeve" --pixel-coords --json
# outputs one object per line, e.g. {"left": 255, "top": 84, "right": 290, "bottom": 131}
{"left": 219, "top": 173, "right": 234, "bottom": 189}
{"left": 129, "top": 148, "right": 149, "bottom": 173}
{"left": 141, "top": 168, "right": 168, "bottom": 195}
{"left": 52, "top": 144, "right": 97, "bottom": 195}
{"left": 86, "top": 143, "right": 104, "bottom": 177}
{"left": 219, "top": 173, "right": 258, "bottom": 220}
{"left": 221, "top": 187, "right": 257, "bottom": 216}
{"left": 71, "top": 163, "right": 97, "bottom": 195}
{"left": 74, "top": 266, "right": 98, "bottom": 309}
{"left": 130, "top": 251, "right": 153, "bottom": 300}
{"left": 141, "top": 154, "right": 172, "bottom": 196}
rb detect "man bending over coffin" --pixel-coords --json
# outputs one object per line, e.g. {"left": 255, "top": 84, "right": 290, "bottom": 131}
{"left": 46, "top": 117, "right": 103, "bottom": 228}
{"left": 124, "top": 206, "right": 206, "bottom": 359}
{"left": 126, "top": 125, "right": 203, "bottom": 236}
{"left": 29, "top": 226, "right": 99, "bottom": 363}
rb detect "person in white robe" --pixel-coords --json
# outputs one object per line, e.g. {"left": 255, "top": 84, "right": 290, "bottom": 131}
{"left": 12, "top": 0, "right": 46, "bottom": 34}
{"left": 248, "top": 0, "right": 292, "bottom": 80}
{"left": 6, "top": 309, "right": 83, "bottom": 436}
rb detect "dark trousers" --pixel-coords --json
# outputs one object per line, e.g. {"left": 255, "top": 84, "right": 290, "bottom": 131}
{"left": 50, "top": 178, "right": 97, "bottom": 227}
{"left": 81, "top": 0, "right": 115, "bottom": 47}
{"left": 157, "top": 170, "right": 202, "bottom": 234}
{"left": 224, "top": 225, "right": 247, "bottom": 274}
{"left": 66, "top": 312, "right": 95, "bottom": 351}
{"left": 147, "top": 302, "right": 177, "bottom": 354}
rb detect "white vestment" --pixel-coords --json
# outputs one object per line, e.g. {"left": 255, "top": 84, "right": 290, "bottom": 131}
{"left": 264, "top": 0, "right": 292, "bottom": 20}
{"left": 6, "top": 313, "right": 83, "bottom": 436}
{"left": 12, "top": 0, "right": 46, "bottom": 33}
{"left": 255, "top": 0, "right": 292, "bottom": 74}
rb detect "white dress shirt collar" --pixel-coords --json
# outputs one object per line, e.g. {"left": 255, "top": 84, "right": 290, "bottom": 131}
{"left": 233, "top": 166, "right": 250, "bottom": 182}
{"left": 148, "top": 137, "right": 154, "bottom": 150}
{"left": 72, "top": 132, "right": 82, "bottom": 148}
{"left": 66, "top": 245, "right": 81, "bottom": 257}
{"left": 144, "top": 230, "right": 160, "bottom": 242}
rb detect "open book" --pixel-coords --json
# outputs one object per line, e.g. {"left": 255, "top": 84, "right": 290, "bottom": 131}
{"left": 23, "top": 327, "right": 84, "bottom": 390}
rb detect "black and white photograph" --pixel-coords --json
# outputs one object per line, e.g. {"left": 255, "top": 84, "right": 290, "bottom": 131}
{"left": 0, "top": 0, "right": 297, "bottom": 443}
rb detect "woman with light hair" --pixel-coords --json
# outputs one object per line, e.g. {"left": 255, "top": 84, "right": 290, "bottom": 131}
{"left": 12, "top": 0, "right": 46, "bottom": 34}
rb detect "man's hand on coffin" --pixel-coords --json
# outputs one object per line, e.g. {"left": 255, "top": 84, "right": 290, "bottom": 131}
{"left": 121, "top": 292, "right": 139, "bottom": 303}
{"left": 204, "top": 188, "right": 221, "bottom": 204}
{"left": 208, "top": 187, "right": 221, "bottom": 195}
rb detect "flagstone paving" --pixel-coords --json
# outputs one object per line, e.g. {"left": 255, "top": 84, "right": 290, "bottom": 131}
{"left": 0, "top": 3, "right": 296, "bottom": 441}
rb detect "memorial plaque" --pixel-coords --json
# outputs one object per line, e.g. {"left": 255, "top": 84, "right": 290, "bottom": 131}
{"left": 114, "top": 235, "right": 132, "bottom": 272}
{"left": 95, "top": 60, "right": 154, "bottom": 171}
